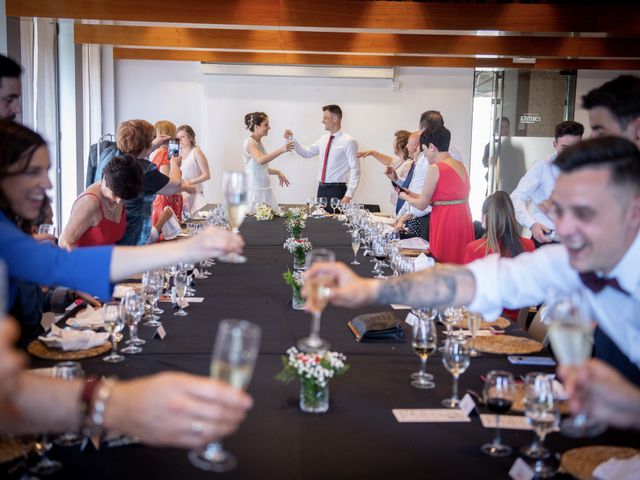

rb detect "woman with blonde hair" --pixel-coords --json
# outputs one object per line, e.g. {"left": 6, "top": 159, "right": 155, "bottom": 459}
{"left": 464, "top": 191, "right": 534, "bottom": 320}
{"left": 177, "top": 125, "right": 210, "bottom": 214}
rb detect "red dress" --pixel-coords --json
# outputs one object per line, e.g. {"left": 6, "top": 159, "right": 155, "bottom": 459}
{"left": 74, "top": 193, "right": 126, "bottom": 246}
{"left": 150, "top": 148, "right": 183, "bottom": 225}
{"left": 429, "top": 162, "right": 474, "bottom": 264}
{"left": 464, "top": 237, "right": 535, "bottom": 320}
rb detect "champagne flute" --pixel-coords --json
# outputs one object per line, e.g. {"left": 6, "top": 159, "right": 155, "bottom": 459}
{"left": 441, "top": 337, "right": 470, "bottom": 408}
{"left": 142, "top": 270, "right": 163, "bottom": 327}
{"left": 121, "top": 291, "right": 144, "bottom": 354}
{"left": 523, "top": 373, "right": 559, "bottom": 478}
{"left": 219, "top": 171, "right": 248, "bottom": 264}
{"left": 188, "top": 319, "right": 261, "bottom": 472}
{"left": 546, "top": 289, "right": 607, "bottom": 437}
{"left": 481, "top": 370, "right": 515, "bottom": 457}
{"left": 410, "top": 311, "right": 437, "bottom": 389}
{"left": 297, "top": 249, "right": 335, "bottom": 353}
{"left": 330, "top": 197, "right": 340, "bottom": 215}
{"left": 103, "top": 301, "right": 125, "bottom": 363}
{"left": 350, "top": 231, "right": 361, "bottom": 265}
{"left": 174, "top": 271, "right": 189, "bottom": 317}
{"left": 53, "top": 362, "right": 84, "bottom": 447}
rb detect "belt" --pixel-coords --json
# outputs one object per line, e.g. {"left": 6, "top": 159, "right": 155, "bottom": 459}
{"left": 318, "top": 182, "right": 346, "bottom": 186}
{"left": 432, "top": 199, "right": 467, "bottom": 206}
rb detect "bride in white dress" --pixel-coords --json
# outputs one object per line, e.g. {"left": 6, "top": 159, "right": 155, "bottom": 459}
{"left": 177, "top": 125, "right": 210, "bottom": 214}
{"left": 242, "top": 112, "right": 292, "bottom": 214}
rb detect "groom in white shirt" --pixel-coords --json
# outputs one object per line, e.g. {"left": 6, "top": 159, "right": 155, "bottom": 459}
{"left": 285, "top": 105, "right": 360, "bottom": 207}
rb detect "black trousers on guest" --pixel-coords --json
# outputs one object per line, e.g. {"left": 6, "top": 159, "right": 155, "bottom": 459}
{"left": 593, "top": 326, "right": 640, "bottom": 386}
{"left": 317, "top": 183, "right": 347, "bottom": 212}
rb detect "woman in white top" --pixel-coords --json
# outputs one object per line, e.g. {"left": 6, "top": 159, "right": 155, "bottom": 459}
{"left": 177, "top": 125, "right": 210, "bottom": 214}
{"left": 242, "top": 112, "right": 293, "bottom": 214}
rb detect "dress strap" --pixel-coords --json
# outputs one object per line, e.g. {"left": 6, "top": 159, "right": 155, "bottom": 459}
{"left": 75, "top": 192, "right": 106, "bottom": 217}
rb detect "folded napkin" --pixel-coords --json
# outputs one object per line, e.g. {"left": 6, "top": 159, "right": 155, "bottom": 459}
{"left": 414, "top": 253, "right": 435, "bottom": 270}
{"left": 371, "top": 215, "right": 396, "bottom": 226}
{"left": 594, "top": 454, "right": 640, "bottom": 480}
{"left": 39, "top": 325, "right": 109, "bottom": 351}
{"left": 113, "top": 285, "right": 135, "bottom": 299}
{"left": 398, "top": 237, "right": 430, "bottom": 251}
{"left": 348, "top": 312, "right": 404, "bottom": 343}
{"left": 65, "top": 305, "right": 104, "bottom": 330}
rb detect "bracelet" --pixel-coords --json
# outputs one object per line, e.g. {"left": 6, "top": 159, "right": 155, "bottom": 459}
{"left": 82, "top": 377, "right": 117, "bottom": 439}
{"left": 79, "top": 376, "right": 99, "bottom": 431}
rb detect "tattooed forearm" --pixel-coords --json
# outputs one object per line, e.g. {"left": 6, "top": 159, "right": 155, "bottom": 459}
{"left": 376, "top": 265, "right": 476, "bottom": 308}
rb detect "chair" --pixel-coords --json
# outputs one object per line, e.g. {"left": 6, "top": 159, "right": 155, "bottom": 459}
{"left": 527, "top": 308, "right": 550, "bottom": 346}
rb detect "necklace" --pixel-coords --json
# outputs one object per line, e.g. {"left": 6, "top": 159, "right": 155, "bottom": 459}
{"left": 104, "top": 198, "right": 117, "bottom": 213}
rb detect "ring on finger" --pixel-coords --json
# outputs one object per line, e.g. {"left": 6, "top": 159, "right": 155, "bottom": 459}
{"left": 190, "top": 419, "right": 204, "bottom": 436}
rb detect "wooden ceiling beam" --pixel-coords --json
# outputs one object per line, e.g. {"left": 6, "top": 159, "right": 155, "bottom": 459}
{"left": 76, "top": 25, "right": 640, "bottom": 58}
{"left": 8, "top": 0, "right": 640, "bottom": 34}
{"left": 113, "top": 48, "right": 640, "bottom": 71}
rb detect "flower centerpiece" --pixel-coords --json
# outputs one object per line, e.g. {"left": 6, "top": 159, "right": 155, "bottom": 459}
{"left": 283, "top": 237, "right": 312, "bottom": 270}
{"left": 276, "top": 347, "right": 349, "bottom": 413}
{"left": 283, "top": 268, "right": 305, "bottom": 310}
{"left": 255, "top": 203, "right": 275, "bottom": 221}
{"left": 282, "top": 207, "right": 307, "bottom": 239}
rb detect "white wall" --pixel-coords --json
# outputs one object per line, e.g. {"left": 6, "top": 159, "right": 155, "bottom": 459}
{"left": 115, "top": 60, "right": 474, "bottom": 213}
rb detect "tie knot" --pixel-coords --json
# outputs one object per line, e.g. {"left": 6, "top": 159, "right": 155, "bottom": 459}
{"left": 579, "top": 271, "right": 628, "bottom": 295}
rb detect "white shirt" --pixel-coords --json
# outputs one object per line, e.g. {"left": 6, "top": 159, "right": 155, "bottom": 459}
{"left": 294, "top": 130, "right": 360, "bottom": 198}
{"left": 466, "top": 232, "right": 640, "bottom": 368}
{"left": 397, "top": 152, "right": 431, "bottom": 218}
{"left": 510, "top": 153, "right": 559, "bottom": 230}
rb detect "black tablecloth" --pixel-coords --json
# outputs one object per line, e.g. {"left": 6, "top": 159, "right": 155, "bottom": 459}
{"left": 25, "top": 217, "right": 639, "bottom": 479}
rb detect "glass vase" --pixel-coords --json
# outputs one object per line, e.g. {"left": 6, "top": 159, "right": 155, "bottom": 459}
{"left": 292, "top": 295, "right": 306, "bottom": 310}
{"left": 299, "top": 380, "right": 329, "bottom": 413}
{"left": 293, "top": 252, "right": 306, "bottom": 270}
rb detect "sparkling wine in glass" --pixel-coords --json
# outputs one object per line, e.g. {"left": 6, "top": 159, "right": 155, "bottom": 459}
{"left": 523, "top": 373, "right": 559, "bottom": 478}
{"left": 481, "top": 370, "right": 515, "bottom": 457}
{"left": 103, "top": 301, "right": 125, "bottom": 363}
{"left": 546, "top": 289, "right": 606, "bottom": 438}
{"left": 350, "top": 231, "right": 361, "bottom": 265}
{"left": 188, "top": 319, "right": 261, "bottom": 472}
{"left": 219, "top": 171, "right": 248, "bottom": 263}
{"left": 441, "top": 337, "right": 470, "bottom": 408}
{"left": 297, "top": 249, "right": 335, "bottom": 353}
{"left": 410, "top": 310, "right": 437, "bottom": 389}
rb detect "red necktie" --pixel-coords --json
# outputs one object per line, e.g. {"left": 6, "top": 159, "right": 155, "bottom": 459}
{"left": 579, "top": 271, "right": 628, "bottom": 296}
{"left": 320, "top": 135, "right": 335, "bottom": 183}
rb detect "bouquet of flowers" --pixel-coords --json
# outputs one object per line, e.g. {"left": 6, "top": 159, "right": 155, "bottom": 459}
{"left": 282, "top": 207, "right": 307, "bottom": 239}
{"left": 255, "top": 203, "right": 275, "bottom": 221}
{"left": 283, "top": 237, "right": 312, "bottom": 269}
{"left": 282, "top": 267, "right": 305, "bottom": 309}
{"left": 276, "top": 347, "right": 349, "bottom": 412}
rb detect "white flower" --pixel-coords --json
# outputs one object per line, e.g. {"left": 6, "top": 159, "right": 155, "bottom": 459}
{"left": 255, "top": 203, "right": 275, "bottom": 221}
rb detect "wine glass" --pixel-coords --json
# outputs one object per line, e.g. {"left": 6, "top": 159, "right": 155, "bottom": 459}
{"left": 330, "top": 197, "right": 340, "bottom": 215}
{"left": 523, "top": 372, "right": 559, "bottom": 478}
{"left": 546, "top": 289, "right": 607, "bottom": 438}
{"left": 306, "top": 196, "right": 316, "bottom": 215}
{"left": 468, "top": 312, "right": 482, "bottom": 357}
{"left": 318, "top": 197, "right": 328, "bottom": 215}
{"left": 53, "top": 362, "right": 84, "bottom": 447}
{"left": 371, "top": 236, "right": 388, "bottom": 278}
{"left": 441, "top": 337, "right": 470, "bottom": 408}
{"left": 103, "top": 301, "right": 125, "bottom": 363}
{"left": 142, "top": 270, "right": 163, "bottom": 327}
{"left": 37, "top": 224, "right": 56, "bottom": 236}
{"left": 350, "top": 231, "right": 361, "bottom": 265}
{"left": 297, "top": 249, "right": 335, "bottom": 353}
{"left": 481, "top": 370, "right": 516, "bottom": 457}
{"left": 188, "top": 319, "right": 261, "bottom": 472}
{"left": 174, "top": 271, "right": 189, "bottom": 317}
{"left": 121, "top": 290, "right": 144, "bottom": 354}
{"left": 410, "top": 310, "right": 437, "bottom": 389}
{"left": 219, "top": 171, "right": 248, "bottom": 263}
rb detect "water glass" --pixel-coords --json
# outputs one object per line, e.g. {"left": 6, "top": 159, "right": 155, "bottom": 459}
{"left": 441, "top": 337, "right": 470, "bottom": 408}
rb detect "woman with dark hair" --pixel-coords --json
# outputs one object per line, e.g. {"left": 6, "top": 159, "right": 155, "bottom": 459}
{"left": 242, "top": 112, "right": 292, "bottom": 214}
{"left": 464, "top": 191, "right": 534, "bottom": 320}
{"left": 177, "top": 124, "right": 210, "bottom": 214}
{"left": 60, "top": 155, "right": 143, "bottom": 248}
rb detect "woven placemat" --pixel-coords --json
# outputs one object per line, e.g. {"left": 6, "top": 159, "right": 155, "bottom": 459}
{"left": 401, "top": 248, "right": 430, "bottom": 257}
{"left": 511, "top": 384, "right": 570, "bottom": 415}
{"left": 474, "top": 335, "right": 543, "bottom": 355}
{"left": 458, "top": 316, "right": 511, "bottom": 330}
{"left": 561, "top": 446, "right": 640, "bottom": 480}
{"left": 27, "top": 340, "right": 111, "bottom": 360}
{"left": 0, "top": 435, "right": 34, "bottom": 464}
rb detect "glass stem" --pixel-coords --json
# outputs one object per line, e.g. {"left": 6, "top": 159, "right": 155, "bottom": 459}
{"left": 452, "top": 374, "right": 459, "bottom": 400}
{"left": 494, "top": 415, "right": 502, "bottom": 445}
{"left": 111, "top": 334, "right": 117, "bottom": 352}
{"left": 420, "top": 357, "right": 427, "bottom": 376}
{"left": 310, "top": 312, "right": 322, "bottom": 341}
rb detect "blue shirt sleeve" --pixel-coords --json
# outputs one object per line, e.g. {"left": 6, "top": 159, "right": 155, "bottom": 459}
{"left": 0, "top": 215, "right": 114, "bottom": 307}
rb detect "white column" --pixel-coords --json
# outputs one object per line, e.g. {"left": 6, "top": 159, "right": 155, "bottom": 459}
{"left": 0, "top": 0, "right": 7, "bottom": 55}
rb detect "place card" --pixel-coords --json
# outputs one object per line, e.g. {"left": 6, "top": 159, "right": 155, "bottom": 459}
{"left": 392, "top": 409, "right": 471, "bottom": 423}
{"left": 459, "top": 393, "right": 477, "bottom": 416}
{"left": 405, "top": 312, "right": 418, "bottom": 326}
{"left": 391, "top": 304, "right": 411, "bottom": 310}
{"left": 509, "top": 458, "right": 535, "bottom": 480}
{"left": 480, "top": 414, "right": 531, "bottom": 430}
{"left": 153, "top": 325, "right": 167, "bottom": 340}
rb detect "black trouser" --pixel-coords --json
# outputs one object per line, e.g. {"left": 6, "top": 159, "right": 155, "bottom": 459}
{"left": 317, "top": 183, "right": 347, "bottom": 212}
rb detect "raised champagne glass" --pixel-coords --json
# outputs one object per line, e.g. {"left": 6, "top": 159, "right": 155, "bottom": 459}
{"left": 188, "top": 319, "right": 261, "bottom": 472}
{"left": 297, "top": 249, "right": 335, "bottom": 353}
{"left": 219, "top": 171, "right": 248, "bottom": 263}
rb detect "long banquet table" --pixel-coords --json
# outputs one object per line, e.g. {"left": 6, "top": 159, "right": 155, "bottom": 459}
{"left": 26, "top": 215, "right": 639, "bottom": 479}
